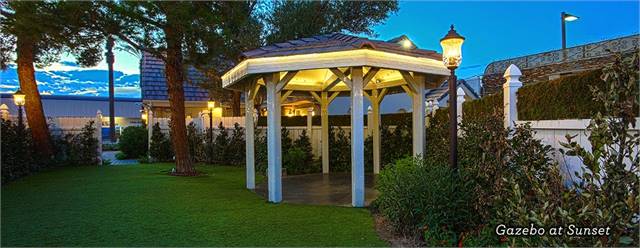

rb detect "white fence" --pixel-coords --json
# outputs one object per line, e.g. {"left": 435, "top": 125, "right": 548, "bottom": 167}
{"left": 498, "top": 64, "right": 639, "bottom": 183}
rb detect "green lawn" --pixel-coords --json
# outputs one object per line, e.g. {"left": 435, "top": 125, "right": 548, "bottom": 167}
{"left": 1, "top": 164, "right": 386, "bottom": 247}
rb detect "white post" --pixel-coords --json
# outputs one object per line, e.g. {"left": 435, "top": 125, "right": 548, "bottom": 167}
{"left": 456, "top": 87, "right": 466, "bottom": 126}
{"left": 96, "top": 110, "right": 103, "bottom": 164}
{"left": 366, "top": 106, "right": 373, "bottom": 137}
{"left": 321, "top": 91, "right": 330, "bottom": 174}
{"left": 351, "top": 66, "right": 365, "bottom": 207}
{"left": 306, "top": 107, "right": 313, "bottom": 138}
{"left": 266, "top": 73, "right": 282, "bottom": 203}
{"left": 245, "top": 89, "right": 255, "bottom": 190}
{"left": 147, "top": 107, "right": 153, "bottom": 159}
{"left": 503, "top": 64, "right": 523, "bottom": 130}
{"left": 371, "top": 90, "right": 382, "bottom": 174}
{"left": 411, "top": 74, "right": 426, "bottom": 157}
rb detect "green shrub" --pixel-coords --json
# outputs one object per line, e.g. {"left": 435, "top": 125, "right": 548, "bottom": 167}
{"left": 462, "top": 91, "right": 503, "bottom": 121}
{"left": 328, "top": 126, "right": 350, "bottom": 172}
{"left": 284, "top": 130, "right": 317, "bottom": 175}
{"left": 212, "top": 122, "right": 229, "bottom": 164}
{"left": 53, "top": 121, "right": 100, "bottom": 166}
{"left": 115, "top": 152, "right": 127, "bottom": 160}
{"left": 375, "top": 157, "right": 474, "bottom": 241}
{"left": 202, "top": 127, "right": 215, "bottom": 164}
{"left": 227, "top": 123, "right": 246, "bottom": 165}
{"left": 186, "top": 122, "right": 204, "bottom": 162}
{"left": 255, "top": 128, "right": 268, "bottom": 175}
{"left": 1, "top": 119, "right": 36, "bottom": 183}
{"left": 118, "top": 126, "right": 148, "bottom": 159}
{"left": 149, "top": 122, "right": 173, "bottom": 162}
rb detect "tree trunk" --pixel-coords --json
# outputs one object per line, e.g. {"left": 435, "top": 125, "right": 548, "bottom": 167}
{"left": 232, "top": 91, "right": 241, "bottom": 116}
{"left": 16, "top": 36, "right": 53, "bottom": 158}
{"left": 164, "top": 25, "right": 195, "bottom": 174}
{"left": 106, "top": 36, "right": 116, "bottom": 142}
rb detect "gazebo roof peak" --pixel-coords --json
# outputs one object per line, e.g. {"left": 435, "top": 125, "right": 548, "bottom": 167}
{"left": 241, "top": 32, "right": 439, "bottom": 60}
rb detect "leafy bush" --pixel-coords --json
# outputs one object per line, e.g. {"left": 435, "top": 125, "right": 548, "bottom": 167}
{"left": 328, "top": 126, "right": 350, "bottom": 172}
{"left": 115, "top": 152, "right": 127, "bottom": 160}
{"left": 186, "top": 122, "right": 204, "bottom": 162}
{"left": 227, "top": 123, "right": 246, "bottom": 165}
{"left": 284, "top": 130, "right": 317, "bottom": 175}
{"left": 118, "top": 126, "right": 148, "bottom": 159}
{"left": 375, "top": 157, "right": 474, "bottom": 243}
{"left": 1, "top": 119, "right": 36, "bottom": 183}
{"left": 462, "top": 91, "right": 503, "bottom": 121}
{"left": 255, "top": 128, "right": 268, "bottom": 175}
{"left": 149, "top": 122, "right": 173, "bottom": 162}
{"left": 53, "top": 121, "right": 100, "bottom": 166}
{"left": 212, "top": 122, "right": 229, "bottom": 164}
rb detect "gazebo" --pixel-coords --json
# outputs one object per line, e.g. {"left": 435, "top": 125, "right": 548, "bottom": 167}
{"left": 222, "top": 33, "right": 449, "bottom": 207}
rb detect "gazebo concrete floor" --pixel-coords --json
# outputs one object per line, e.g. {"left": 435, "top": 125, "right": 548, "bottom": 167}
{"left": 254, "top": 173, "right": 378, "bottom": 207}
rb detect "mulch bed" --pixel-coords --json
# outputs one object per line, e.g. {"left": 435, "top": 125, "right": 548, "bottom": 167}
{"left": 372, "top": 212, "right": 425, "bottom": 247}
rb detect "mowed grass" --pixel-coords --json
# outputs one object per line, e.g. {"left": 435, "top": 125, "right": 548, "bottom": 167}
{"left": 1, "top": 164, "right": 386, "bottom": 247}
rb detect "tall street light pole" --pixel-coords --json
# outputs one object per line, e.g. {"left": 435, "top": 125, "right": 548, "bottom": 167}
{"left": 207, "top": 99, "right": 216, "bottom": 162}
{"left": 561, "top": 12, "right": 579, "bottom": 50}
{"left": 106, "top": 36, "right": 116, "bottom": 142}
{"left": 440, "top": 25, "right": 465, "bottom": 171}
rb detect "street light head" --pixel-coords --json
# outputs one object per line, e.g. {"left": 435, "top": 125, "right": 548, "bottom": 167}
{"left": 440, "top": 25, "right": 465, "bottom": 69}
{"left": 563, "top": 13, "right": 579, "bottom": 22}
{"left": 207, "top": 99, "right": 216, "bottom": 109}
{"left": 13, "top": 89, "right": 25, "bottom": 106}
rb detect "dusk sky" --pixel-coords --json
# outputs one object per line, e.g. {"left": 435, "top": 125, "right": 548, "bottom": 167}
{"left": 1, "top": 1, "right": 638, "bottom": 98}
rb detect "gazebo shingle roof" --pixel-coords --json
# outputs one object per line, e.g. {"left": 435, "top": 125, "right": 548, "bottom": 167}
{"left": 241, "top": 33, "right": 442, "bottom": 60}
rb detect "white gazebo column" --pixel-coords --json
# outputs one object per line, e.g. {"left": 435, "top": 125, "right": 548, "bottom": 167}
{"left": 370, "top": 89, "right": 384, "bottom": 174}
{"left": 350, "top": 66, "right": 365, "bottom": 207}
{"left": 265, "top": 73, "right": 282, "bottom": 203}
{"left": 503, "top": 64, "right": 523, "bottom": 130}
{"left": 321, "top": 91, "right": 330, "bottom": 174}
{"left": 306, "top": 107, "right": 313, "bottom": 137}
{"left": 244, "top": 85, "right": 256, "bottom": 190}
{"left": 411, "top": 74, "right": 426, "bottom": 157}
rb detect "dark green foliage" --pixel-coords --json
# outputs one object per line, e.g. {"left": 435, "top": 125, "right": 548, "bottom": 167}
{"left": 149, "top": 123, "right": 173, "bottom": 162}
{"left": 118, "top": 126, "right": 148, "bottom": 159}
{"left": 265, "top": 0, "right": 398, "bottom": 44}
{"left": 375, "top": 157, "right": 474, "bottom": 243}
{"left": 186, "top": 122, "right": 204, "bottom": 163}
{"left": 462, "top": 92, "right": 503, "bottom": 121}
{"left": 379, "top": 114, "right": 412, "bottom": 167}
{"left": 115, "top": 152, "right": 127, "bottom": 160}
{"left": 254, "top": 128, "right": 268, "bottom": 175}
{"left": 227, "top": 123, "right": 246, "bottom": 165}
{"left": 328, "top": 126, "right": 351, "bottom": 172}
{"left": 213, "top": 122, "right": 229, "bottom": 164}
{"left": 280, "top": 127, "right": 293, "bottom": 153}
{"left": 53, "top": 121, "right": 100, "bottom": 167}
{"left": 517, "top": 70, "right": 609, "bottom": 120}
{"left": 284, "top": 130, "right": 317, "bottom": 175}
{"left": 425, "top": 108, "right": 449, "bottom": 162}
{"left": 1, "top": 119, "right": 35, "bottom": 183}
{"left": 203, "top": 127, "right": 215, "bottom": 164}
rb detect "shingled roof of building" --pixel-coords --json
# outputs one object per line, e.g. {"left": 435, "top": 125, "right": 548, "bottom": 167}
{"left": 140, "top": 52, "right": 210, "bottom": 101}
{"left": 241, "top": 33, "right": 442, "bottom": 60}
{"left": 425, "top": 79, "right": 480, "bottom": 102}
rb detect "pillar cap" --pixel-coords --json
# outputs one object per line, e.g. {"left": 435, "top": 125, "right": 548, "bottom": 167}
{"left": 456, "top": 87, "right": 465, "bottom": 96}
{"left": 503, "top": 64, "right": 522, "bottom": 78}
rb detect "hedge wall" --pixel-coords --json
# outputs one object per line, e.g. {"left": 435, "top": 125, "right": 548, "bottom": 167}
{"left": 462, "top": 69, "right": 638, "bottom": 121}
{"left": 517, "top": 70, "right": 607, "bottom": 120}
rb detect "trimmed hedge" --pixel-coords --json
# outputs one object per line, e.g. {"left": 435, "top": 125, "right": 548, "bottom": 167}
{"left": 517, "top": 70, "right": 607, "bottom": 120}
{"left": 462, "top": 69, "right": 638, "bottom": 121}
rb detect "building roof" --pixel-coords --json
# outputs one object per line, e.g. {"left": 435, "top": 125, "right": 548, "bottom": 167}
{"left": 242, "top": 33, "right": 441, "bottom": 60}
{"left": 425, "top": 79, "right": 480, "bottom": 102}
{"left": 140, "top": 52, "right": 210, "bottom": 102}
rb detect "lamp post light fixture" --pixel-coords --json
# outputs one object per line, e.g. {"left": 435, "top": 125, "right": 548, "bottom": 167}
{"left": 440, "top": 24, "right": 465, "bottom": 171}
{"left": 561, "top": 12, "right": 579, "bottom": 50}
{"left": 140, "top": 106, "right": 148, "bottom": 125}
{"left": 207, "top": 98, "right": 216, "bottom": 158}
{"left": 13, "top": 89, "right": 26, "bottom": 128}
